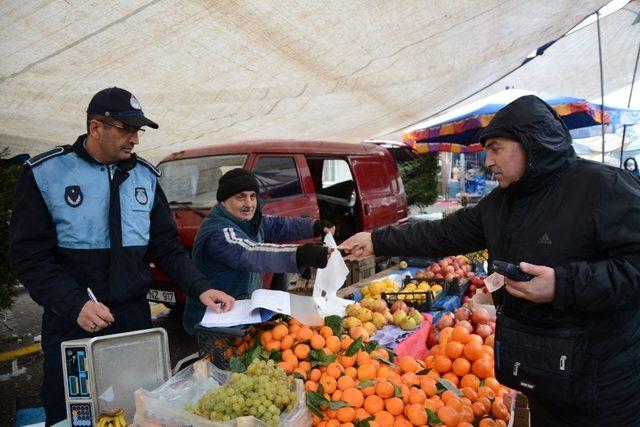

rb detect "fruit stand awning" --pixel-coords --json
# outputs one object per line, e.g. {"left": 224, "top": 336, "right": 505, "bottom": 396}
{"left": 402, "top": 90, "right": 640, "bottom": 148}
{"left": 0, "top": 1, "right": 611, "bottom": 163}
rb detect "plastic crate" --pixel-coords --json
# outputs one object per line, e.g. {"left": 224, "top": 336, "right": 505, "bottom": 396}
{"left": 447, "top": 277, "right": 471, "bottom": 296}
{"left": 403, "top": 275, "right": 470, "bottom": 297}
{"left": 195, "top": 324, "right": 249, "bottom": 369}
{"left": 382, "top": 281, "right": 449, "bottom": 312}
{"left": 405, "top": 257, "right": 439, "bottom": 267}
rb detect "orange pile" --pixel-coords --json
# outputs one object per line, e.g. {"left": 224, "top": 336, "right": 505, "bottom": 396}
{"left": 252, "top": 318, "right": 511, "bottom": 427}
{"left": 423, "top": 326, "right": 499, "bottom": 388}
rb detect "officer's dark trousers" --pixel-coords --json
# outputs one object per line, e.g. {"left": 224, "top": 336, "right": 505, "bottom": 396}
{"left": 42, "top": 298, "right": 152, "bottom": 426}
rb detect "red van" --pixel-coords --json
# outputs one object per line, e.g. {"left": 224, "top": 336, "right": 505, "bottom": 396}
{"left": 147, "top": 140, "right": 408, "bottom": 306}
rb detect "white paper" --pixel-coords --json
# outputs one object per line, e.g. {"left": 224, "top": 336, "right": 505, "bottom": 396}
{"left": 199, "top": 234, "right": 354, "bottom": 328}
{"left": 201, "top": 300, "right": 261, "bottom": 327}
{"left": 250, "top": 289, "right": 291, "bottom": 314}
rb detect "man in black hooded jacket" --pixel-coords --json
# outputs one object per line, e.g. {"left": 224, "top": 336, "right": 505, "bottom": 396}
{"left": 342, "top": 95, "right": 640, "bottom": 425}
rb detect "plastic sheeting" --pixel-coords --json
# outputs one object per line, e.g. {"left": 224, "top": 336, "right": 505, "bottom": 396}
{"left": 382, "top": 1, "right": 640, "bottom": 140}
{"left": 0, "top": 1, "right": 608, "bottom": 162}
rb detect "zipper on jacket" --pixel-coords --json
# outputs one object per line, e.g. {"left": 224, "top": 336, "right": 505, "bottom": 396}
{"left": 559, "top": 355, "right": 567, "bottom": 371}
{"left": 513, "top": 361, "right": 520, "bottom": 376}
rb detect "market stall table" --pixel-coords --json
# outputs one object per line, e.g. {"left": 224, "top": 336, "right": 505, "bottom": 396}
{"left": 337, "top": 264, "right": 463, "bottom": 322}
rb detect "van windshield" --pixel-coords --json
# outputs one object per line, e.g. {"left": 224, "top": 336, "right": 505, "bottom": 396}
{"left": 157, "top": 154, "right": 248, "bottom": 208}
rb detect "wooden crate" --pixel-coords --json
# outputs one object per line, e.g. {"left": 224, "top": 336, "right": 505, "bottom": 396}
{"left": 344, "top": 255, "right": 376, "bottom": 285}
{"left": 512, "top": 392, "right": 530, "bottom": 427}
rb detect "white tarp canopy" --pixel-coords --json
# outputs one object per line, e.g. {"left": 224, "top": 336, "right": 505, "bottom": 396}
{"left": 575, "top": 132, "right": 640, "bottom": 164}
{"left": 0, "top": 0, "right": 614, "bottom": 163}
{"left": 384, "top": 0, "right": 640, "bottom": 139}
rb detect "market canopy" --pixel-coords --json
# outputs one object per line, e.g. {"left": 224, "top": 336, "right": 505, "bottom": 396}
{"left": 402, "top": 89, "right": 640, "bottom": 150}
{"left": 0, "top": 1, "right": 614, "bottom": 163}
{"left": 456, "top": 1, "right": 640, "bottom": 111}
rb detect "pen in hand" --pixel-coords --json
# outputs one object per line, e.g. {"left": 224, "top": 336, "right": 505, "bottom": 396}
{"left": 87, "top": 287, "right": 112, "bottom": 326}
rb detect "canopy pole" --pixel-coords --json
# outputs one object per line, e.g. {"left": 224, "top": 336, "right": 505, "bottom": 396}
{"left": 597, "top": 11, "right": 606, "bottom": 163}
{"left": 619, "top": 42, "right": 640, "bottom": 168}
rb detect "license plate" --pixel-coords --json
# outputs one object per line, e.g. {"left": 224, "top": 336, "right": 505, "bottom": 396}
{"left": 146, "top": 289, "right": 176, "bottom": 304}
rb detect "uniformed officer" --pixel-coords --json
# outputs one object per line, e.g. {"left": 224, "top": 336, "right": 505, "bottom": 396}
{"left": 9, "top": 87, "right": 235, "bottom": 425}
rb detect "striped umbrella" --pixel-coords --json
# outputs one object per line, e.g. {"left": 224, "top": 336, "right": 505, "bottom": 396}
{"left": 402, "top": 90, "right": 627, "bottom": 151}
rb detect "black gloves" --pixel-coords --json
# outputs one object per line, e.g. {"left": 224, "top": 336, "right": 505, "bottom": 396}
{"left": 313, "top": 219, "right": 334, "bottom": 237}
{"left": 301, "top": 220, "right": 333, "bottom": 269}
{"left": 296, "top": 243, "right": 329, "bottom": 269}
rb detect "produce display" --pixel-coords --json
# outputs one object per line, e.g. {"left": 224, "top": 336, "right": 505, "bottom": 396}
{"left": 186, "top": 253, "right": 517, "bottom": 427}
{"left": 463, "top": 249, "right": 489, "bottom": 267}
{"left": 428, "top": 306, "right": 496, "bottom": 348}
{"left": 199, "top": 306, "right": 513, "bottom": 427}
{"left": 342, "top": 297, "right": 424, "bottom": 337}
{"left": 415, "top": 256, "right": 475, "bottom": 283}
{"left": 186, "top": 359, "right": 298, "bottom": 426}
{"left": 395, "top": 279, "right": 445, "bottom": 303}
{"left": 95, "top": 409, "right": 127, "bottom": 427}
{"left": 360, "top": 278, "right": 399, "bottom": 299}
{"left": 462, "top": 276, "right": 490, "bottom": 304}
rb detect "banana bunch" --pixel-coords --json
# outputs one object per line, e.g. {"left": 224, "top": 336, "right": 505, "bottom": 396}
{"left": 96, "top": 409, "right": 127, "bottom": 427}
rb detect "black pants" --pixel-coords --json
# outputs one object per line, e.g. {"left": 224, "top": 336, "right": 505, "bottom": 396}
{"left": 41, "top": 298, "right": 152, "bottom": 426}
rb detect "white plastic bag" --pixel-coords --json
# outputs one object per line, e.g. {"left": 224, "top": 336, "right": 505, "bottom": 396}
{"left": 134, "top": 359, "right": 311, "bottom": 427}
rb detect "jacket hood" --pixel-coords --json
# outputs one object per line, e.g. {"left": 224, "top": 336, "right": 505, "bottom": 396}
{"left": 479, "top": 95, "right": 577, "bottom": 196}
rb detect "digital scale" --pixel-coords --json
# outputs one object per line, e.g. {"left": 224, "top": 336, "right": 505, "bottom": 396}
{"left": 61, "top": 328, "right": 170, "bottom": 427}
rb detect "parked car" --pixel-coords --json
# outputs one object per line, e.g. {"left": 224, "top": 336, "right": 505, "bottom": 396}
{"left": 147, "top": 140, "right": 408, "bottom": 306}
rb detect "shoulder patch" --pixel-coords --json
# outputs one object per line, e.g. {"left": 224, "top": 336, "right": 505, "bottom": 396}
{"left": 25, "top": 146, "right": 70, "bottom": 167}
{"left": 137, "top": 156, "right": 161, "bottom": 176}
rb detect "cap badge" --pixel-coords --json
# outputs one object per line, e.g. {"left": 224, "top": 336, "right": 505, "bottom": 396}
{"left": 130, "top": 95, "right": 141, "bottom": 110}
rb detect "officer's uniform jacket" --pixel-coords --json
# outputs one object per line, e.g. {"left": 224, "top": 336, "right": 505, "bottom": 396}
{"left": 9, "top": 135, "right": 211, "bottom": 325}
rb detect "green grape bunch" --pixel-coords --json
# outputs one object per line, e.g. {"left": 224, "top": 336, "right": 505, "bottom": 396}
{"left": 186, "top": 359, "right": 298, "bottom": 427}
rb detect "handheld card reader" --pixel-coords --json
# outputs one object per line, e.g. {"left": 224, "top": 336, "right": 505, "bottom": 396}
{"left": 492, "top": 260, "right": 534, "bottom": 282}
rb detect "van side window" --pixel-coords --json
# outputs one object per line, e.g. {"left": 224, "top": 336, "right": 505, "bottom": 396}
{"left": 253, "top": 156, "right": 303, "bottom": 202}
{"left": 158, "top": 154, "right": 247, "bottom": 208}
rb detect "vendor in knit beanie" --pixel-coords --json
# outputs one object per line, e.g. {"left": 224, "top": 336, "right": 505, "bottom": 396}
{"left": 184, "top": 167, "right": 334, "bottom": 336}
{"left": 216, "top": 168, "right": 260, "bottom": 202}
